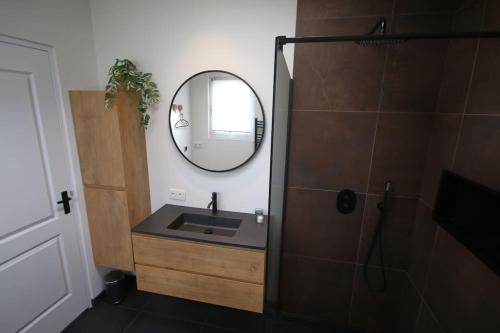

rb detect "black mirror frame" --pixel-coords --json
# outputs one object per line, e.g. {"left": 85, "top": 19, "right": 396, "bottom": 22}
{"left": 168, "top": 70, "right": 266, "bottom": 173}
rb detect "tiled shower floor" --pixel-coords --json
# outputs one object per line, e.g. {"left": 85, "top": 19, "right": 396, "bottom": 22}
{"left": 63, "top": 285, "right": 367, "bottom": 333}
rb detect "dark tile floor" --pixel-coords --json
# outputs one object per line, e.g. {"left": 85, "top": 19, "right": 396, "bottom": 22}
{"left": 63, "top": 284, "right": 366, "bottom": 333}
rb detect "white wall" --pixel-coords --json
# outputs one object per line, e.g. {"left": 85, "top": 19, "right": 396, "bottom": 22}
{"left": 89, "top": 0, "right": 296, "bottom": 214}
{"left": 0, "top": 0, "right": 104, "bottom": 298}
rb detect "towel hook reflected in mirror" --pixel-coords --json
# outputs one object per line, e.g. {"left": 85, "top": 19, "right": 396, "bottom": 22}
{"left": 173, "top": 104, "right": 190, "bottom": 128}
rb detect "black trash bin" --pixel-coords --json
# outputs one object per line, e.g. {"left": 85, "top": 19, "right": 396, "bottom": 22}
{"left": 104, "top": 270, "right": 125, "bottom": 304}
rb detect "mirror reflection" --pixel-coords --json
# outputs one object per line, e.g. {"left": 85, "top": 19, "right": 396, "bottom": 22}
{"left": 169, "top": 71, "right": 265, "bottom": 171}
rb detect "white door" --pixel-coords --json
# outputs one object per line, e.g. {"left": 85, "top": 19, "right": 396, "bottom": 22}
{"left": 0, "top": 36, "right": 89, "bottom": 332}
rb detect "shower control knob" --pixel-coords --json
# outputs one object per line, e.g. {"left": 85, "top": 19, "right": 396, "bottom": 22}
{"left": 337, "top": 189, "right": 356, "bottom": 214}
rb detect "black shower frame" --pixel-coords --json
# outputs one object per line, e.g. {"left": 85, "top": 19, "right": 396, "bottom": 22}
{"left": 267, "top": 30, "right": 500, "bottom": 310}
{"left": 277, "top": 31, "right": 500, "bottom": 48}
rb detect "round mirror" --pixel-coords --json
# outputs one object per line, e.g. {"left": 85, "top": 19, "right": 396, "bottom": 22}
{"left": 169, "top": 71, "right": 265, "bottom": 172}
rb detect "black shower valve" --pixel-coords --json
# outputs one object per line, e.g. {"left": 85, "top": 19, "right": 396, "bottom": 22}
{"left": 337, "top": 189, "right": 357, "bottom": 214}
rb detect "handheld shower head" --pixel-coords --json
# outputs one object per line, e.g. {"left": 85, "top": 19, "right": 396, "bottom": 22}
{"left": 384, "top": 181, "right": 392, "bottom": 194}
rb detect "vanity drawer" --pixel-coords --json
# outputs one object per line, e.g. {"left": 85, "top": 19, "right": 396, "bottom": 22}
{"left": 132, "top": 233, "right": 265, "bottom": 283}
{"left": 136, "top": 264, "right": 264, "bottom": 313}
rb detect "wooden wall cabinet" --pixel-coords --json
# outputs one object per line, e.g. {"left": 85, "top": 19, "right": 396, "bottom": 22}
{"left": 70, "top": 91, "right": 151, "bottom": 271}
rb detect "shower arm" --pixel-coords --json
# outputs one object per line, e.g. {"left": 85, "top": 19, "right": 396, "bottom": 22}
{"left": 368, "top": 18, "right": 386, "bottom": 35}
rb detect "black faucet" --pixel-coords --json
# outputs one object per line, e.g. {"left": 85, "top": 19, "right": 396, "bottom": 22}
{"left": 207, "top": 192, "right": 218, "bottom": 215}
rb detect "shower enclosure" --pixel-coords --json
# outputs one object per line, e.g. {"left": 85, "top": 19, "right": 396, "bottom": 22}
{"left": 268, "top": 1, "right": 500, "bottom": 332}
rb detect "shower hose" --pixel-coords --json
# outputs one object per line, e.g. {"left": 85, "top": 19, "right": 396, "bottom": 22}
{"left": 363, "top": 181, "right": 392, "bottom": 292}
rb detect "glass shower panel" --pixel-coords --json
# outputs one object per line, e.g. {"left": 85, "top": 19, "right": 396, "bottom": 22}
{"left": 266, "top": 48, "right": 293, "bottom": 303}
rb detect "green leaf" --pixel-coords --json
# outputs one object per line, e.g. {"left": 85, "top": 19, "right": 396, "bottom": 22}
{"left": 103, "top": 58, "right": 160, "bottom": 127}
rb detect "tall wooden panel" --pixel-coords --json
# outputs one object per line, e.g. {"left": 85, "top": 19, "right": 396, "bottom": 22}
{"left": 116, "top": 93, "right": 151, "bottom": 227}
{"left": 84, "top": 187, "right": 133, "bottom": 270}
{"left": 70, "top": 91, "right": 151, "bottom": 271}
{"left": 70, "top": 91, "right": 125, "bottom": 188}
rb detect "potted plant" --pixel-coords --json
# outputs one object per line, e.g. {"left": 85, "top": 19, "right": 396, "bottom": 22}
{"left": 104, "top": 59, "right": 160, "bottom": 127}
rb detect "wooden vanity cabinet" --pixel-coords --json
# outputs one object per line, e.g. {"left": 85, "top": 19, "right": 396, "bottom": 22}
{"left": 132, "top": 233, "right": 266, "bottom": 313}
{"left": 70, "top": 91, "right": 151, "bottom": 271}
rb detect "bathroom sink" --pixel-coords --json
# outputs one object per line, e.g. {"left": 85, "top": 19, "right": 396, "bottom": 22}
{"left": 167, "top": 213, "right": 242, "bottom": 237}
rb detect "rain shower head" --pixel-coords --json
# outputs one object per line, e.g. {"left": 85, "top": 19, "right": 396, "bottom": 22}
{"left": 355, "top": 18, "right": 408, "bottom": 46}
{"left": 356, "top": 38, "right": 408, "bottom": 46}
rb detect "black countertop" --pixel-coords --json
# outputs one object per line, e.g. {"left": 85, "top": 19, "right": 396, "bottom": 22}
{"left": 132, "top": 204, "right": 268, "bottom": 250}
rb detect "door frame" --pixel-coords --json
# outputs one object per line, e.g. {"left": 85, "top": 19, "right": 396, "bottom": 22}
{"left": 0, "top": 33, "right": 95, "bottom": 308}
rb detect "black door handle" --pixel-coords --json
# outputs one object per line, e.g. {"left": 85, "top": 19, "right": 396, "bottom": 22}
{"left": 57, "top": 191, "right": 72, "bottom": 214}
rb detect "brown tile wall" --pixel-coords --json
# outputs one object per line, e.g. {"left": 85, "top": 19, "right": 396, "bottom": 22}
{"left": 408, "top": 1, "right": 500, "bottom": 332}
{"left": 281, "top": 0, "right": 500, "bottom": 332}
